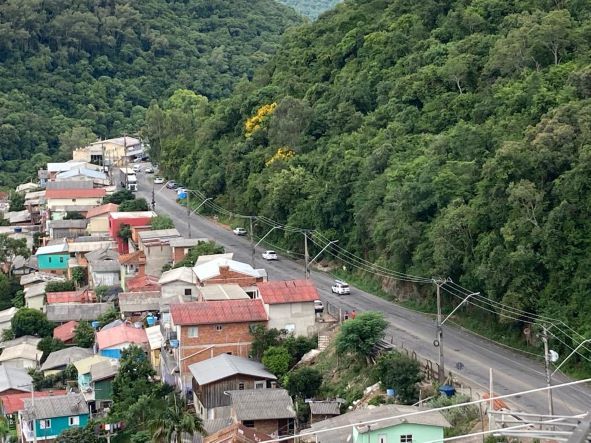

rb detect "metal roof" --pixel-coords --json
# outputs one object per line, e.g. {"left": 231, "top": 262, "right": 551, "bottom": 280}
{"left": 189, "top": 354, "right": 276, "bottom": 386}
{"left": 110, "top": 211, "right": 156, "bottom": 219}
{"left": 22, "top": 393, "right": 88, "bottom": 420}
{"left": 198, "top": 284, "right": 249, "bottom": 301}
{"left": 40, "top": 347, "right": 93, "bottom": 371}
{"left": 228, "top": 389, "right": 295, "bottom": 421}
{"left": 53, "top": 320, "right": 79, "bottom": 342}
{"left": 47, "top": 162, "right": 86, "bottom": 173}
{"left": 48, "top": 219, "right": 88, "bottom": 229}
{"left": 195, "top": 253, "right": 234, "bottom": 265}
{"left": 46, "top": 180, "right": 94, "bottom": 190}
{"left": 118, "top": 291, "right": 161, "bottom": 313}
{"left": 193, "top": 258, "right": 260, "bottom": 281}
{"left": 0, "top": 343, "right": 42, "bottom": 364}
{"left": 35, "top": 243, "right": 68, "bottom": 255}
{"left": 170, "top": 299, "right": 267, "bottom": 326}
{"left": 73, "top": 355, "right": 112, "bottom": 375}
{"left": 45, "top": 302, "right": 114, "bottom": 322}
{"left": 0, "top": 335, "right": 42, "bottom": 350}
{"left": 0, "top": 365, "right": 33, "bottom": 393}
{"left": 90, "top": 359, "right": 119, "bottom": 381}
{"left": 159, "top": 267, "right": 196, "bottom": 285}
{"left": 169, "top": 238, "right": 209, "bottom": 248}
{"left": 0, "top": 307, "right": 17, "bottom": 324}
{"left": 85, "top": 203, "right": 119, "bottom": 219}
{"left": 56, "top": 168, "right": 107, "bottom": 180}
{"left": 146, "top": 325, "right": 164, "bottom": 350}
{"left": 309, "top": 401, "right": 341, "bottom": 416}
{"left": 258, "top": 280, "right": 319, "bottom": 305}
{"left": 45, "top": 188, "right": 106, "bottom": 199}
{"left": 96, "top": 324, "right": 148, "bottom": 349}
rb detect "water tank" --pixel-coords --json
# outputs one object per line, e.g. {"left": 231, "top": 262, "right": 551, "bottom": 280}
{"left": 169, "top": 339, "right": 179, "bottom": 349}
{"left": 146, "top": 315, "right": 156, "bottom": 327}
{"left": 438, "top": 384, "right": 456, "bottom": 397}
{"left": 178, "top": 191, "right": 187, "bottom": 199}
{"left": 386, "top": 388, "right": 396, "bottom": 397}
{"left": 91, "top": 321, "right": 100, "bottom": 329}
{"left": 13, "top": 227, "right": 22, "bottom": 233}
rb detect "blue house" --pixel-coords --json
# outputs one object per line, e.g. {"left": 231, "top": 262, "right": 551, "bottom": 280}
{"left": 35, "top": 243, "right": 69, "bottom": 273}
{"left": 19, "top": 393, "right": 89, "bottom": 442}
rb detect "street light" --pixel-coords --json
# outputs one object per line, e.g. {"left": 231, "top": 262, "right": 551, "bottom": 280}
{"left": 186, "top": 194, "right": 212, "bottom": 239}
{"left": 252, "top": 225, "right": 281, "bottom": 267}
{"left": 306, "top": 239, "right": 338, "bottom": 280}
{"left": 552, "top": 338, "right": 591, "bottom": 376}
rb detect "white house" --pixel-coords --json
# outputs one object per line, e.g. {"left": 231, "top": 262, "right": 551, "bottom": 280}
{"left": 158, "top": 267, "right": 198, "bottom": 301}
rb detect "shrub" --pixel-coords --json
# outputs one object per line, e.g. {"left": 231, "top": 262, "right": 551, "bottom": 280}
{"left": 373, "top": 352, "right": 423, "bottom": 405}
{"left": 262, "top": 346, "right": 290, "bottom": 379}
{"left": 286, "top": 367, "right": 323, "bottom": 399}
{"left": 335, "top": 311, "right": 388, "bottom": 361}
{"left": 45, "top": 280, "right": 76, "bottom": 293}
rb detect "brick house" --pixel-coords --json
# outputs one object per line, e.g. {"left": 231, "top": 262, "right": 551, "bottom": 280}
{"left": 168, "top": 299, "right": 268, "bottom": 391}
{"left": 192, "top": 258, "right": 265, "bottom": 298}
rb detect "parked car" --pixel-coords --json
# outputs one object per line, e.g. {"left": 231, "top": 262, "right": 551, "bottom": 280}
{"left": 132, "top": 164, "right": 141, "bottom": 173}
{"left": 262, "top": 250, "right": 278, "bottom": 260}
{"left": 144, "top": 166, "right": 154, "bottom": 173}
{"left": 154, "top": 177, "right": 164, "bottom": 184}
{"left": 233, "top": 227, "right": 247, "bottom": 236}
{"left": 314, "top": 300, "right": 324, "bottom": 314}
{"left": 133, "top": 157, "right": 142, "bottom": 163}
{"left": 166, "top": 181, "right": 177, "bottom": 189}
{"left": 331, "top": 279, "right": 350, "bottom": 295}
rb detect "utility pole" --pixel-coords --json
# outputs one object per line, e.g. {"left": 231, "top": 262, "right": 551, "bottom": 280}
{"left": 435, "top": 279, "right": 445, "bottom": 383}
{"left": 542, "top": 325, "right": 555, "bottom": 416}
{"left": 151, "top": 186, "right": 156, "bottom": 211}
{"left": 250, "top": 216, "right": 255, "bottom": 268}
{"left": 186, "top": 190, "right": 191, "bottom": 238}
{"left": 304, "top": 231, "right": 309, "bottom": 280}
{"left": 124, "top": 134, "right": 128, "bottom": 190}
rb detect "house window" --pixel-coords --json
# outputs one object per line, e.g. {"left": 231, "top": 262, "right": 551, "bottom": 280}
{"left": 187, "top": 326, "right": 198, "bottom": 338}
{"left": 243, "top": 420, "right": 254, "bottom": 428}
{"left": 72, "top": 199, "right": 77, "bottom": 202}
{"left": 48, "top": 257, "right": 52, "bottom": 263}
{"left": 379, "top": 435, "right": 387, "bottom": 443}
{"left": 68, "top": 416, "right": 80, "bottom": 426}
{"left": 59, "top": 257, "right": 64, "bottom": 263}
{"left": 184, "top": 288, "right": 192, "bottom": 296}
{"left": 215, "top": 325, "right": 223, "bottom": 331}
{"left": 39, "top": 419, "right": 51, "bottom": 429}
{"left": 254, "top": 381, "right": 265, "bottom": 389}
{"left": 400, "top": 435, "right": 412, "bottom": 443}
{"left": 238, "top": 383, "right": 245, "bottom": 390}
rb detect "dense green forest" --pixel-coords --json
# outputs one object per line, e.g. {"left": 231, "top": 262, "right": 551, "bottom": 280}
{"left": 0, "top": 0, "right": 300, "bottom": 188}
{"left": 147, "top": 0, "right": 591, "bottom": 364}
{"left": 277, "top": 0, "right": 342, "bottom": 19}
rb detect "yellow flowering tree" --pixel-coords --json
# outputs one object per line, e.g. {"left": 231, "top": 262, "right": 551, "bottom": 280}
{"left": 244, "top": 103, "right": 277, "bottom": 137}
{"left": 266, "top": 147, "right": 296, "bottom": 167}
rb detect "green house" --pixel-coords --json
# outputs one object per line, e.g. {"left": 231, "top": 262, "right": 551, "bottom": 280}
{"left": 311, "top": 404, "right": 450, "bottom": 443}
{"left": 35, "top": 243, "right": 69, "bottom": 272}
{"left": 20, "top": 393, "right": 89, "bottom": 442}
{"left": 90, "top": 359, "right": 120, "bottom": 410}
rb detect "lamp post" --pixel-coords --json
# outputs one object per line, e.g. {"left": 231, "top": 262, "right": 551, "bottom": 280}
{"left": 252, "top": 225, "right": 281, "bottom": 268}
{"left": 552, "top": 339, "right": 591, "bottom": 376}
{"left": 185, "top": 191, "right": 212, "bottom": 239}
{"left": 306, "top": 239, "right": 339, "bottom": 280}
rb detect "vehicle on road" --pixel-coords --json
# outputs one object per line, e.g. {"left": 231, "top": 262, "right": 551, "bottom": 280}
{"left": 262, "top": 250, "right": 278, "bottom": 260}
{"left": 154, "top": 177, "right": 164, "bottom": 184}
{"left": 233, "top": 227, "right": 247, "bottom": 236}
{"left": 133, "top": 157, "right": 142, "bottom": 163}
{"left": 144, "top": 166, "right": 154, "bottom": 173}
{"left": 314, "top": 300, "right": 324, "bottom": 314}
{"left": 331, "top": 280, "right": 350, "bottom": 295}
{"left": 166, "top": 181, "right": 178, "bottom": 189}
{"left": 132, "top": 164, "right": 141, "bottom": 173}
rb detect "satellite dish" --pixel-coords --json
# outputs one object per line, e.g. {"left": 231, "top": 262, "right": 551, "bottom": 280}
{"left": 549, "top": 350, "right": 559, "bottom": 363}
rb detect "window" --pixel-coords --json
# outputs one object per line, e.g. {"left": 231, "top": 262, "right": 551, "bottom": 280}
{"left": 68, "top": 416, "right": 80, "bottom": 426}
{"left": 59, "top": 257, "right": 64, "bottom": 263}
{"left": 215, "top": 325, "right": 223, "bottom": 331}
{"left": 184, "top": 288, "right": 192, "bottom": 296}
{"left": 400, "top": 435, "right": 412, "bottom": 443}
{"left": 187, "top": 326, "right": 198, "bottom": 338}
{"left": 254, "top": 381, "right": 265, "bottom": 389}
{"left": 72, "top": 199, "right": 76, "bottom": 202}
{"left": 378, "top": 435, "right": 387, "bottom": 443}
{"left": 238, "top": 383, "right": 245, "bottom": 390}
{"left": 39, "top": 419, "right": 51, "bottom": 429}
{"left": 48, "top": 257, "right": 52, "bottom": 263}
{"left": 243, "top": 420, "right": 254, "bottom": 428}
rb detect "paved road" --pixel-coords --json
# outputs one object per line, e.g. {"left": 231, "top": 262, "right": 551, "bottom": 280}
{"left": 137, "top": 172, "right": 591, "bottom": 415}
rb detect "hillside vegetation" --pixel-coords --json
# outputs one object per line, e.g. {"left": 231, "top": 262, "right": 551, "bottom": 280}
{"left": 0, "top": 0, "right": 300, "bottom": 188}
{"left": 277, "top": 0, "right": 342, "bottom": 19}
{"left": 148, "top": 0, "right": 591, "bottom": 368}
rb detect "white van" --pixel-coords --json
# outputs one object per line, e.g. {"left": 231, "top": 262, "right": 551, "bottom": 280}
{"left": 331, "top": 280, "right": 350, "bottom": 295}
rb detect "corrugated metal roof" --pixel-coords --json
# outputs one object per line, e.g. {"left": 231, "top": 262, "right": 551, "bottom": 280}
{"left": 56, "top": 168, "right": 106, "bottom": 180}
{"left": 96, "top": 324, "right": 148, "bottom": 349}
{"left": 48, "top": 219, "right": 88, "bottom": 229}
{"left": 45, "top": 302, "right": 114, "bottom": 322}
{"left": 188, "top": 354, "right": 276, "bottom": 386}
{"left": 118, "top": 291, "right": 161, "bottom": 313}
{"left": 309, "top": 401, "right": 341, "bottom": 416}
{"left": 0, "top": 343, "right": 42, "bottom": 363}
{"left": 35, "top": 243, "right": 68, "bottom": 255}
{"left": 193, "top": 258, "right": 259, "bottom": 281}
{"left": 1, "top": 390, "right": 67, "bottom": 414}
{"left": 53, "top": 321, "right": 79, "bottom": 342}
{"left": 90, "top": 359, "right": 119, "bottom": 381}
{"left": 47, "top": 162, "right": 86, "bottom": 173}
{"left": 170, "top": 299, "right": 268, "bottom": 325}
{"left": 22, "top": 393, "right": 88, "bottom": 420}
{"left": 0, "top": 365, "right": 32, "bottom": 393}
{"left": 40, "top": 347, "right": 93, "bottom": 371}
{"left": 146, "top": 325, "right": 163, "bottom": 350}
{"left": 198, "top": 284, "right": 249, "bottom": 301}
{"left": 258, "top": 280, "right": 319, "bottom": 305}
{"left": 195, "top": 253, "right": 234, "bottom": 265}
{"left": 0, "top": 336, "right": 41, "bottom": 350}
{"left": 73, "top": 355, "right": 112, "bottom": 375}
{"left": 159, "top": 267, "right": 195, "bottom": 285}
{"left": 85, "top": 203, "right": 119, "bottom": 218}
{"left": 110, "top": 211, "right": 156, "bottom": 219}
{"left": 46, "top": 180, "right": 94, "bottom": 190}
{"left": 229, "top": 389, "right": 295, "bottom": 421}
{"left": 46, "top": 188, "right": 106, "bottom": 199}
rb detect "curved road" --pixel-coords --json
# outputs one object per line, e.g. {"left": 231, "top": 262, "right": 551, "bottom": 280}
{"left": 137, "top": 172, "right": 591, "bottom": 415}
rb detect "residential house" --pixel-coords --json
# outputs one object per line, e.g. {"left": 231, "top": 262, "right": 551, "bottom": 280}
{"left": 198, "top": 284, "right": 251, "bottom": 302}
{"left": 0, "top": 365, "right": 32, "bottom": 396}
{"left": 0, "top": 307, "right": 17, "bottom": 337}
{"left": 53, "top": 321, "right": 79, "bottom": 344}
{"left": 86, "top": 247, "right": 120, "bottom": 287}
{"left": 20, "top": 272, "right": 65, "bottom": 290}
{"left": 0, "top": 343, "right": 42, "bottom": 369}
{"left": 66, "top": 236, "right": 116, "bottom": 271}
{"left": 204, "top": 423, "right": 273, "bottom": 443}
{"left": 40, "top": 347, "right": 93, "bottom": 376}
{"left": 46, "top": 162, "right": 87, "bottom": 181}
{"left": 88, "top": 359, "right": 120, "bottom": 411}
{"left": 309, "top": 404, "right": 450, "bottom": 443}
{"left": 227, "top": 389, "right": 296, "bottom": 439}
{"left": 45, "top": 302, "right": 114, "bottom": 323}
{"left": 258, "top": 280, "right": 318, "bottom": 336}
{"left": 47, "top": 219, "right": 88, "bottom": 240}
{"left": 45, "top": 180, "right": 94, "bottom": 190}
{"left": 309, "top": 402, "right": 341, "bottom": 424}
{"left": 126, "top": 274, "right": 160, "bottom": 292}
{"left": 96, "top": 323, "right": 148, "bottom": 359}
{"left": 137, "top": 228, "right": 181, "bottom": 276}
{"left": 45, "top": 289, "right": 93, "bottom": 305}
{"left": 5, "top": 210, "right": 32, "bottom": 226}
{"left": 11, "top": 255, "right": 37, "bottom": 276}
{"left": 195, "top": 253, "right": 234, "bottom": 265}
{"left": 73, "top": 355, "right": 112, "bottom": 393}
{"left": 24, "top": 282, "right": 47, "bottom": 310}
{"left": 189, "top": 354, "right": 277, "bottom": 419}
{"left": 0, "top": 391, "right": 66, "bottom": 431}
{"left": 168, "top": 299, "right": 268, "bottom": 390}
{"left": 170, "top": 238, "right": 208, "bottom": 265}
{"left": 146, "top": 325, "right": 164, "bottom": 376}
{"left": 118, "top": 291, "right": 161, "bottom": 318}
{"left": 55, "top": 167, "right": 109, "bottom": 186}
{"left": 35, "top": 243, "right": 69, "bottom": 275}
{"left": 108, "top": 211, "right": 156, "bottom": 253}
{"left": 118, "top": 250, "right": 146, "bottom": 290}
{"left": 192, "top": 258, "right": 265, "bottom": 298}
{"left": 15, "top": 183, "right": 39, "bottom": 193}
{"left": 0, "top": 336, "right": 41, "bottom": 351}
{"left": 159, "top": 267, "right": 198, "bottom": 301}
{"left": 45, "top": 188, "right": 105, "bottom": 213}
{"left": 85, "top": 203, "right": 119, "bottom": 235}
{"left": 73, "top": 136, "right": 142, "bottom": 167}
{"left": 19, "top": 393, "right": 89, "bottom": 442}
{"left": 38, "top": 169, "right": 49, "bottom": 188}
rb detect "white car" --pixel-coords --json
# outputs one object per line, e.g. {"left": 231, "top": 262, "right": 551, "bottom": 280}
{"left": 144, "top": 166, "right": 154, "bottom": 173}
{"left": 233, "top": 227, "right": 247, "bottom": 236}
{"left": 262, "top": 250, "right": 278, "bottom": 260}
{"left": 331, "top": 280, "right": 350, "bottom": 295}
{"left": 154, "top": 177, "right": 165, "bottom": 184}
{"left": 132, "top": 164, "right": 141, "bottom": 173}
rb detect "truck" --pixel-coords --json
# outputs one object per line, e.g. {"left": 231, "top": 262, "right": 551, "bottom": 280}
{"left": 119, "top": 167, "right": 138, "bottom": 192}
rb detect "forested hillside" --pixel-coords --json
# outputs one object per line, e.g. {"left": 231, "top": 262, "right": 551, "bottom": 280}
{"left": 148, "top": 0, "right": 591, "bottom": 359}
{"left": 0, "top": 0, "right": 300, "bottom": 187}
{"left": 277, "top": 0, "right": 342, "bottom": 18}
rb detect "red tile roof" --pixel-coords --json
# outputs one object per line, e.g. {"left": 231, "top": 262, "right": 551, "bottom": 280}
{"left": 0, "top": 390, "right": 67, "bottom": 414}
{"left": 126, "top": 274, "right": 160, "bottom": 292}
{"left": 46, "top": 188, "right": 106, "bottom": 199}
{"left": 170, "top": 299, "right": 268, "bottom": 326}
{"left": 96, "top": 324, "right": 148, "bottom": 350}
{"left": 258, "top": 280, "right": 319, "bottom": 304}
{"left": 86, "top": 203, "right": 119, "bottom": 219}
{"left": 53, "top": 321, "right": 79, "bottom": 342}
{"left": 118, "top": 250, "right": 146, "bottom": 265}
{"left": 46, "top": 290, "right": 91, "bottom": 304}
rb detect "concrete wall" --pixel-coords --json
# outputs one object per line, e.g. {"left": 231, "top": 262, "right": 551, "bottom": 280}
{"left": 47, "top": 197, "right": 103, "bottom": 211}
{"left": 88, "top": 215, "right": 110, "bottom": 235}
{"left": 353, "top": 423, "right": 444, "bottom": 443}
{"left": 267, "top": 302, "right": 316, "bottom": 337}
{"left": 143, "top": 245, "right": 172, "bottom": 277}
{"left": 90, "top": 270, "right": 120, "bottom": 288}
{"left": 26, "top": 294, "right": 45, "bottom": 310}
{"left": 161, "top": 281, "right": 198, "bottom": 300}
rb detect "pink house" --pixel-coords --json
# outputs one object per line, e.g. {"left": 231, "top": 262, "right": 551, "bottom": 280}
{"left": 108, "top": 211, "right": 156, "bottom": 253}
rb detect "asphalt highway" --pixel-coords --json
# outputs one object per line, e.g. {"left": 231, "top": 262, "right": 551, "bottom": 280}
{"left": 137, "top": 171, "right": 591, "bottom": 416}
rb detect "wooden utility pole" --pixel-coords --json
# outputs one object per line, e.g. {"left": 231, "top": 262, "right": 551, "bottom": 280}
{"left": 186, "top": 191, "right": 191, "bottom": 238}
{"left": 542, "top": 326, "right": 555, "bottom": 416}
{"left": 304, "top": 231, "right": 309, "bottom": 280}
{"left": 250, "top": 216, "right": 255, "bottom": 268}
{"left": 435, "top": 280, "right": 445, "bottom": 382}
